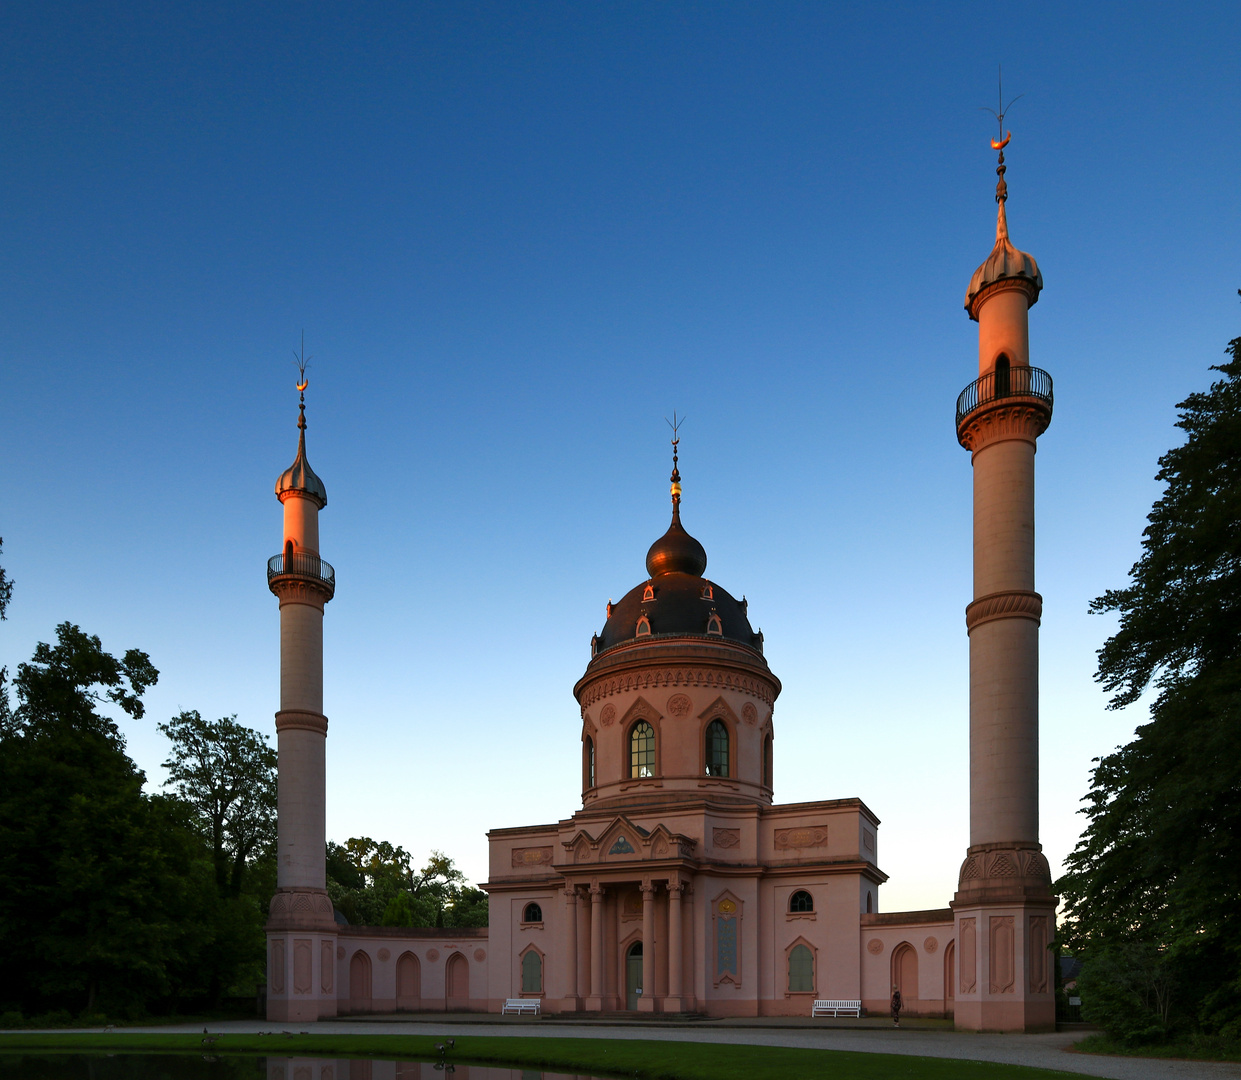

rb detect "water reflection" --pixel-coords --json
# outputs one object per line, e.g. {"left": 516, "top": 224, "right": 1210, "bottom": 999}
{"left": 0, "top": 1057, "right": 605, "bottom": 1080}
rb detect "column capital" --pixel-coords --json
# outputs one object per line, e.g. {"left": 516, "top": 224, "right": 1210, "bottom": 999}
{"left": 639, "top": 881, "right": 656, "bottom": 898}
{"left": 667, "top": 880, "right": 684, "bottom": 897}
{"left": 589, "top": 883, "right": 605, "bottom": 899}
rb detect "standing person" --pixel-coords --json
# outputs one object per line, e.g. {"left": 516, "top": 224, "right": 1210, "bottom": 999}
{"left": 890, "top": 985, "right": 902, "bottom": 1027}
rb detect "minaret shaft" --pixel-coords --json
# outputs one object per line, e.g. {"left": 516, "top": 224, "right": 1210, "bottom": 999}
{"left": 952, "top": 154, "right": 1056, "bottom": 1032}
{"left": 266, "top": 387, "right": 337, "bottom": 1022}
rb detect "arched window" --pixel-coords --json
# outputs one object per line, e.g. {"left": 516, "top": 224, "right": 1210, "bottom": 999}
{"left": 521, "top": 949, "right": 543, "bottom": 993}
{"left": 523, "top": 901, "right": 542, "bottom": 923}
{"left": 788, "top": 944, "right": 814, "bottom": 993}
{"left": 789, "top": 890, "right": 814, "bottom": 913}
{"left": 763, "top": 732, "right": 773, "bottom": 789}
{"left": 995, "top": 353, "right": 1011, "bottom": 398}
{"left": 584, "top": 736, "right": 595, "bottom": 789}
{"left": 635, "top": 615, "right": 651, "bottom": 637}
{"left": 705, "top": 719, "right": 729, "bottom": 777}
{"left": 630, "top": 721, "right": 655, "bottom": 777}
{"left": 706, "top": 612, "right": 722, "bottom": 635}
{"left": 866, "top": 890, "right": 874, "bottom": 914}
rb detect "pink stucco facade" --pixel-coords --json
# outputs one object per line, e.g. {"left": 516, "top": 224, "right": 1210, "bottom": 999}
{"left": 266, "top": 149, "right": 1057, "bottom": 1030}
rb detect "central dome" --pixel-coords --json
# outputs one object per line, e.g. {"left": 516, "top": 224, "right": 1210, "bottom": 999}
{"left": 645, "top": 510, "right": 708, "bottom": 577}
{"left": 593, "top": 479, "right": 763, "bottom": 654}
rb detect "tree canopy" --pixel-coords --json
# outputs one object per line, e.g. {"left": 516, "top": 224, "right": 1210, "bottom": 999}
{"left": 0, "top": 624, "right": 275, "bottom": 1019}
{"left": 1058, "top": 309, "right": 1241, "bottom": 1043}
{"left": 159, "top": 710, "right": 277, "bottom": 897}
{"left": 326, "top": 840, "right": 487, "bottom": 929}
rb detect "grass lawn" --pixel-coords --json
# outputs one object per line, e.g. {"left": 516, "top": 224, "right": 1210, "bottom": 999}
{"left": 1072, "top": 1033, "right": 1241, "bottom": 1062}
{"left": 0, "top": 1031, "right": 1084, "bottom": 1079}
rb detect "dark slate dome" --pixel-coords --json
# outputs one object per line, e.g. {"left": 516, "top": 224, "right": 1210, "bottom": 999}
{"left": 595, "top": 490, "right": 762, "bottom": 654}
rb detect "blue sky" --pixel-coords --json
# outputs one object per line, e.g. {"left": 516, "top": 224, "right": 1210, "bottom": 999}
{"left": 2, "top": 2, "right": 1238, "bottom": 910}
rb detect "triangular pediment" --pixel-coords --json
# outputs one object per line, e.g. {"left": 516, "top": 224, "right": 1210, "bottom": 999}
{"left": 697, "top": 695, "right": 742, "bottom": 727}
{"left": 619, "top": 695, "right": 662, "bottom": 730}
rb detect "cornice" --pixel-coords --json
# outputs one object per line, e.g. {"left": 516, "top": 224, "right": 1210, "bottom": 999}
{"left": 965, "top": 590, "right": 1043, "bottom": 633}
{"left": 957, "top": 400, "right": 1051, "bottom": 452}
{"left": 275, "top": 709, "right": 329, "bottom": 736}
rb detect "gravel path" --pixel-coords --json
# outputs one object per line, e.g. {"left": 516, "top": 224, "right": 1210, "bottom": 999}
{"left": 42, "top": 1018, "right": 1241, "bottom": 1080}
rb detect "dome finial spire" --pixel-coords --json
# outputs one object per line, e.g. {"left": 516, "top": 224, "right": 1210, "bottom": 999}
{"left": 294, "top": 330, "right": 311, "bottom": 433}
{"left": 276, "top": 333, "right": 328, "bottom": 507}
{"left": 980, "top": 64, "right": 1022, "bottom": 240}
{"left": 666, "top": 411, "right": 685, "bottom": 520}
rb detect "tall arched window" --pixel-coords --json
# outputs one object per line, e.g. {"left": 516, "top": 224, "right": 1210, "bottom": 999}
{"left": 630, "top": 721, "right": 655, "bottom": 778}
{"left": 994, "top": 353, "right": 1011, "bottom": 398}
{"left": 763, "top": 732, "right": 773, "bottom": 789}
{"left": 705, "top": 719, "right": 729, "bottom": 777}
{"left": 521, "top": 949, "right": 543, "bottom": 993}
{"left": 789, "top": 890, "right": 814, "bottom": 913}
{"left": 584, "top": 736, "right": 595, "bottom": 789}
{"left": 788, "top": 944, "right": 814, "bottom": 993}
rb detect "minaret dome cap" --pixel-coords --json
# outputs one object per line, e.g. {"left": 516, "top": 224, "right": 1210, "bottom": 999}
{"left": 964, "top": 144, "right": 1042, "bottom": 320}
{"left": 275, "top": 390, "right": 327, "bottom": 507}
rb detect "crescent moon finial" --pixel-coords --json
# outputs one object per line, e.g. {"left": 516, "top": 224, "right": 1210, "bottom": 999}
{"left": 991, "top": 132, "right": 1011, "bottom": 151}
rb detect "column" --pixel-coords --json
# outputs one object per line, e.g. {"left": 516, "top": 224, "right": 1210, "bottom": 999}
{"left": 588, "top": 884, "right": 604, "bottom": 1008}
{"left": 667, "top": 880, "right": 683, "bottom": 1011}
{"left": 638, "top": 881, "right": 656, "bottom": 1012}
{"left": 563, "top": 886, "right": 579, "bottom": 1007}
{"left": 576, "top": 886, "right": 590, "bottom": 1004}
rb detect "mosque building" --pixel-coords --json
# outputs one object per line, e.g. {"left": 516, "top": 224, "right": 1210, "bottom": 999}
{"left": 262, "top": 142, "right": 1058, "bottom": 1031}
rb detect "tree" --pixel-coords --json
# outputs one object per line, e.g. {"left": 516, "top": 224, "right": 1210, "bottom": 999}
{"left": 326, "top": 840, "right": 487, "bottom": 929}
{"left": 159, "top": 710, "right": 277, "bottom": 898}
{"left": 1058, "top": 307, "right": 1241, "bottom": 1041}
{"left": 0, "top": 536, "right": 13, "bottom": 620}
{"left": 0, "top": 623, "right": 194, "bottom": 1015}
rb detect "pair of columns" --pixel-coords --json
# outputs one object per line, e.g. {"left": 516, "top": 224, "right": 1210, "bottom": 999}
{"left": 562, "top": 879, "right": 687, "bottom": 1012}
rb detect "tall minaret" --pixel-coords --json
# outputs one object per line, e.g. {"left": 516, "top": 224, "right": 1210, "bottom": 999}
{"left": 265, "top": 367, "right": 338, "bottom": 1022}
{"left": 951, "top": 135, "right": 1057, "bottom": 1033}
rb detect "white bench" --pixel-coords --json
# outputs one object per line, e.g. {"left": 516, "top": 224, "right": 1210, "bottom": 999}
{"left": 501, "top": 998, "right": 541, "bottom": 1015}
{"left": 812, "top": 999, "right": 862, "bottom": 1017}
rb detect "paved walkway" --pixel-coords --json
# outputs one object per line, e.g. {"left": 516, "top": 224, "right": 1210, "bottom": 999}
{"left": 34, "top": 1018, "right": 1241, "bottom": 1080}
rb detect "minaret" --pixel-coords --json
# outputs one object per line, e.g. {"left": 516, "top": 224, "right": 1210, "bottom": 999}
{"left": 265, "top": 368, "right": 338, "bottom": 1022}
{"left": 951, "top": 136, "right": 1057, "bottom": 1032}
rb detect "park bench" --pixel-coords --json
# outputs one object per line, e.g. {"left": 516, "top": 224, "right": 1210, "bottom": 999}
{"left": 812, "top": 999, "right": 862, "bottom": 1018}
{"left": 501, "top": 998, "right": 541, "bottom": 1015}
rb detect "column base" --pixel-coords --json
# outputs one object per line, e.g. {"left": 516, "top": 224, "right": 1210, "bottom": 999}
{"left": 637, "top": 996, "right": 656, "bottom": 1013}
{"left": 266, "top": 889, "right": 339, "bottom": 1022}
{"left": 951, "top": 854, "right": 1057, "bottom": 1034}
{"left": 662, "top": 996, "right": 686, "bottom": 1012}
{"left": 559, "top": 997, "right": 583, "bottom": 1012}
{"left": 585, "top": 996, "right": 604, "bottom": 1011}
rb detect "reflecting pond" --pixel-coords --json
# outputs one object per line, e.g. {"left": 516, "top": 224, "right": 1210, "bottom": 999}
{"left": 0, "top": 1057, "right": 609, "bottom": 1080}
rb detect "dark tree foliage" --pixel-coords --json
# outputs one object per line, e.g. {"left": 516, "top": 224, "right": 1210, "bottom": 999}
{"left": 1059, "top": 310, "right": 1241, "bottom": 1042}
{"left": 0, "top": 624, "right": 271, "bottom": 1017}
{"left": 326, "top": 840, "right": 487, "bottom": 929}
{"left": 0, "top": 536, "right": 13, "bottom": 620}
{"left": 159, "top": 710, "right": 277, "bottom": 898}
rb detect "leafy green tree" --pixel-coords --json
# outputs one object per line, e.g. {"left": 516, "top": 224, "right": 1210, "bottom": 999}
{"left": 326, "top": 841, "right": 486, "bottom": 929}
{"left": 0, "top": 536, "right": 13, "bottom": 620}
{"left": 1058, "top": 309, "right": 1241, "bottom": 1041}
{"left": 158, "top": 710, "right": 277, "bottom": 898}
{"left": 0, "top": 623, "right": 195, "bottom": 1014}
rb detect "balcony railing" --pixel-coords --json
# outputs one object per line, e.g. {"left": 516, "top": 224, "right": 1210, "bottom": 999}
{"left": 956, "top": 365, "right": 1053, "bottom": 427}
{"left": 267, "top": 552, "right": 335, "bottom": 590}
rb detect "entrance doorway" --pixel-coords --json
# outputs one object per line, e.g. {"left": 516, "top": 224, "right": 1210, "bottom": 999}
{"left": 625, "top": 942, "right": 643, "bottom": 1010}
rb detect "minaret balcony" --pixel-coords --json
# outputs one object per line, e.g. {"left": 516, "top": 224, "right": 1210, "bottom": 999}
{"left": 267, "top": 552, "right": 336, "bottom": 601}
{"left": 955, "top": 366, "right": 1053, "bottom": 447}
